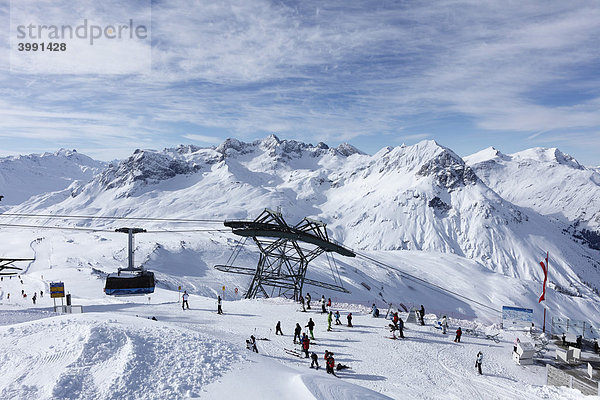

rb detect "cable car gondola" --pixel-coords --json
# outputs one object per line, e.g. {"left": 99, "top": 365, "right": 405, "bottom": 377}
{"left": 104, "top": 227, "right": 155, "bottom": 296}
{"left": 104, "top": 269, "right": 155, "bottom": 296}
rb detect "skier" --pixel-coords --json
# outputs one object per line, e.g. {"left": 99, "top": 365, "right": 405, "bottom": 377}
{"left": 419, "top": 305, "right": 425, "bottom": 325}
{"left": 562, "top": 333, "right": 566, "bottom": 347}
{"left": 276, "top": 321, "right": 284, "bottom": 335}
{"left": 327, "top": 311, "right": 333, "bottom": 331}
{"left": 576, "top": 335, "right": 583, "bottom": 349}
{"left": 306, "top": 318, "right": 315, "bottom": 339}
{"left": 32, "top": 293, "right": 37, "bottom": 305}
{"left": 513, "top": 337, "right": 520, "bottom": 353}
{"left": 393, "top": 312, "right": 399, "bottom": 329}
{"left": 321, "top": 295, "right": 326, "bottom": 314}
{"left": 294, "top": 323, "right": 302, "bottom": 344}
{"left": 454, "top": 327, "right": 462, "bottom": 343}
{"left": 347, "top": 312, "right": 353, "bottom": 327}
{"left": 301, "top": 333, "right": 310, "bottom": 358}
{"left": 182, "top": 291, "right": 190, "bottom": 310}
{"left": 327, "top": 297, "right": 332, "bottom": 309}
{"left": 299, "top": 295, "right": 306, "bottom": 312}
{"left": 6, "top": 293, "right": 9, "bottom": 300}
{"left": 475, "top": 351, "right": 483, "bottom": 375}
{"left": 397, "top": 316, "right": 405, "bottom": 338}
{"left": 217, "top": 295, "right": 223, "bottom": 314}
{"left": 371, "top": 304, "right": 378, "bottom": 318}
{"left": 246, "top": 335, "right": 258, "bottom": 353}
{"left": 40, "top": 290, "right": 43, "bottom": 298}
{"left": 441, "top": 315, "right": 448, "bottom": 334}
{"left": 310, "top": 352, "right": 320, "bottom": 369}
{"left": 334, "top": 310, "right": 341, "bottom": 325}
{"left": 306, "top": 292, "right": 311, "bottom": 310}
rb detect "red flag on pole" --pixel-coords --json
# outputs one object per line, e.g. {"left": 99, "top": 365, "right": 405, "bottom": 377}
{"left": 538, "top": 253, "right": 548, "bottom": 303}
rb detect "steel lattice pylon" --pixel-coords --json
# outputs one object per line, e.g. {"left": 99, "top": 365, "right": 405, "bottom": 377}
{"left": 215, "top": 209, "right": 354, "bottom": 300}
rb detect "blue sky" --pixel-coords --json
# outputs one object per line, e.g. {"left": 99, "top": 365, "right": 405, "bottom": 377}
{"left": 1, "top": 0, "right": 600, "bottom": 165}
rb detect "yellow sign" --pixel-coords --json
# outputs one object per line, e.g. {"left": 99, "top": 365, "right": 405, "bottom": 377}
{"left": 222, "top": 286, "right": 225, "bottom": 291}
{"left": 178, "top": 286, "right": 181, "bottom": 291}
{"left": 50, "top": 282, "right": 65, "bottom": 298}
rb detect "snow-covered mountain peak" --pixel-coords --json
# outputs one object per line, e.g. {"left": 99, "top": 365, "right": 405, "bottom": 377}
{"left": 511, "top": 147, "right": 583, "bottom": 170}
{"left": 370, "top": 140, "right": 477, "bottom": 189}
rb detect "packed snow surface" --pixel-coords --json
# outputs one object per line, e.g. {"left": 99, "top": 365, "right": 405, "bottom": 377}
{"left": 0, "top": 259, "right": 594, "bottom": 400}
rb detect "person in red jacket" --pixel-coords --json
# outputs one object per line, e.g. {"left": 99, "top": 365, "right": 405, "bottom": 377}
{"left": 326, "top": 354, "right": 336, "bottom": 375}
{"left": 454, "top": 327, "right": 462, "bottom": 343}
{"left": 301, "top": 333, "right": 310, "bottom": 358}
{"left": 393, "top": 312, "right": 399, "bottom": 329}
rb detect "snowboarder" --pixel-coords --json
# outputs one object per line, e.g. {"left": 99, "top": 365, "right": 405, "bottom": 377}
{"left": 276, "top": 321, "right": 284, "bottom": 335}
{"left": 419, "top": 305, "right": 425, "bottom": 325}
{"left": 301, "top": 333, "right": 310, "bottom": 358}
{"left": 32, "top": 293, "right": 37, "bottom": 305}
{"left": 217, "top": 295, "right": 223, "bottom": 314}
{"left": 310, "top": 352, "right": 320, "bottom": 369}
{"left": 347, "top": 312, "right": 353, "bottom": 327}
{"left": 246, "top": 335, "right": 258, "bottom": 353}
{"left": 334, "top": 310, "right": 341, "bottom": 325}
{"left": 513, "top": 337, "right": 520, "bottom": 353}
{"left": 299, "top": 295, "right": 306, "bottom": 312}
{"left": 397, "top": 316, "right": 405, "bottom": 338}
{"left": 182, "top": 291, "right": 190, "bottom": 310}
{"left": 327, "top": 311, "right": 333, "bottom": 331}
{"left": 454, "top": 327, "right": 462, "bottom": 343}
{"left": 475, "top": 351, "right": 483, "bottom": 375}
{"left": 441, "top": 315, "right": 448, "bottom": 334}
{"left": 306, "top": 318, "right": 315, "bottom": 339}
{"left": 294, "top": 323, "right": 302, "bottom": 344}
{"left": 321, "top": 295, "right": 326, "bottom": 314}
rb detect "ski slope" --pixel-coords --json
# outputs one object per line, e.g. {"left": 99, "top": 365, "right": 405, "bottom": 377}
{"left": 0, "top": 251, "right": 593, "bottom": 399}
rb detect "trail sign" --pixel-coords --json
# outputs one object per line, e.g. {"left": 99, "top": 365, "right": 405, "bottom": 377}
{"left": 50, "top": 282, "right": 65, "bottom": 298}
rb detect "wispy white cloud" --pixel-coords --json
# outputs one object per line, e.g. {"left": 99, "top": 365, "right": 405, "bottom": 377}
{"left": 0, "top": 0, "right": 599, "bottom": 163}
{"left": 182, "top": 134, "right": 222, "bottom": 144}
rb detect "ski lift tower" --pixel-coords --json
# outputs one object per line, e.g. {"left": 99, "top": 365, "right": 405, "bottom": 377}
{"left": 215, "top": 209, "right": 355, "bottom": 300}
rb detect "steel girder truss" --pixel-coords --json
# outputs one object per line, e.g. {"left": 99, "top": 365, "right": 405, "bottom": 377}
{"left": 215, "top": 209, "right": 354, "bottom": 300}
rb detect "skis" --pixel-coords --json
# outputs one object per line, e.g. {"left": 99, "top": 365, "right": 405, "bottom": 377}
{"left": 284, "top": 348, "right": 305, "bottom": 358}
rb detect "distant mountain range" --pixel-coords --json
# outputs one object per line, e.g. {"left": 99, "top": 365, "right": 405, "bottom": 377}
{"left": 2, "top": 136, "right": 599, "bottom": 300}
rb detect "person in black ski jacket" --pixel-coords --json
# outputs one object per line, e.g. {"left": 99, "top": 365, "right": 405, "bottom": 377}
{"left": 294, "top": 323, "right": 302, "bottom": 344}
{"left": 310, "top": 352, "right": 319, "bottom": 369}
{"left": 347, "top": 313, "right": 353, "bottom": 327}
{"left": 306, "top": 293, "right": 311, "bottom": 310}
{"left": 419, "top": 305, "right": 425, "bottom": 325}
{"left": 276, "top": 321, "right": 283, "bottom": 335}
{"left": 476, "top": 351, "right": 483, "bottom": 375}
{"left": 306, "top": 318, "right": 315, "bottom": 339}
{"left": 397, "top": 316, "right": 405, "bottom": 338}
